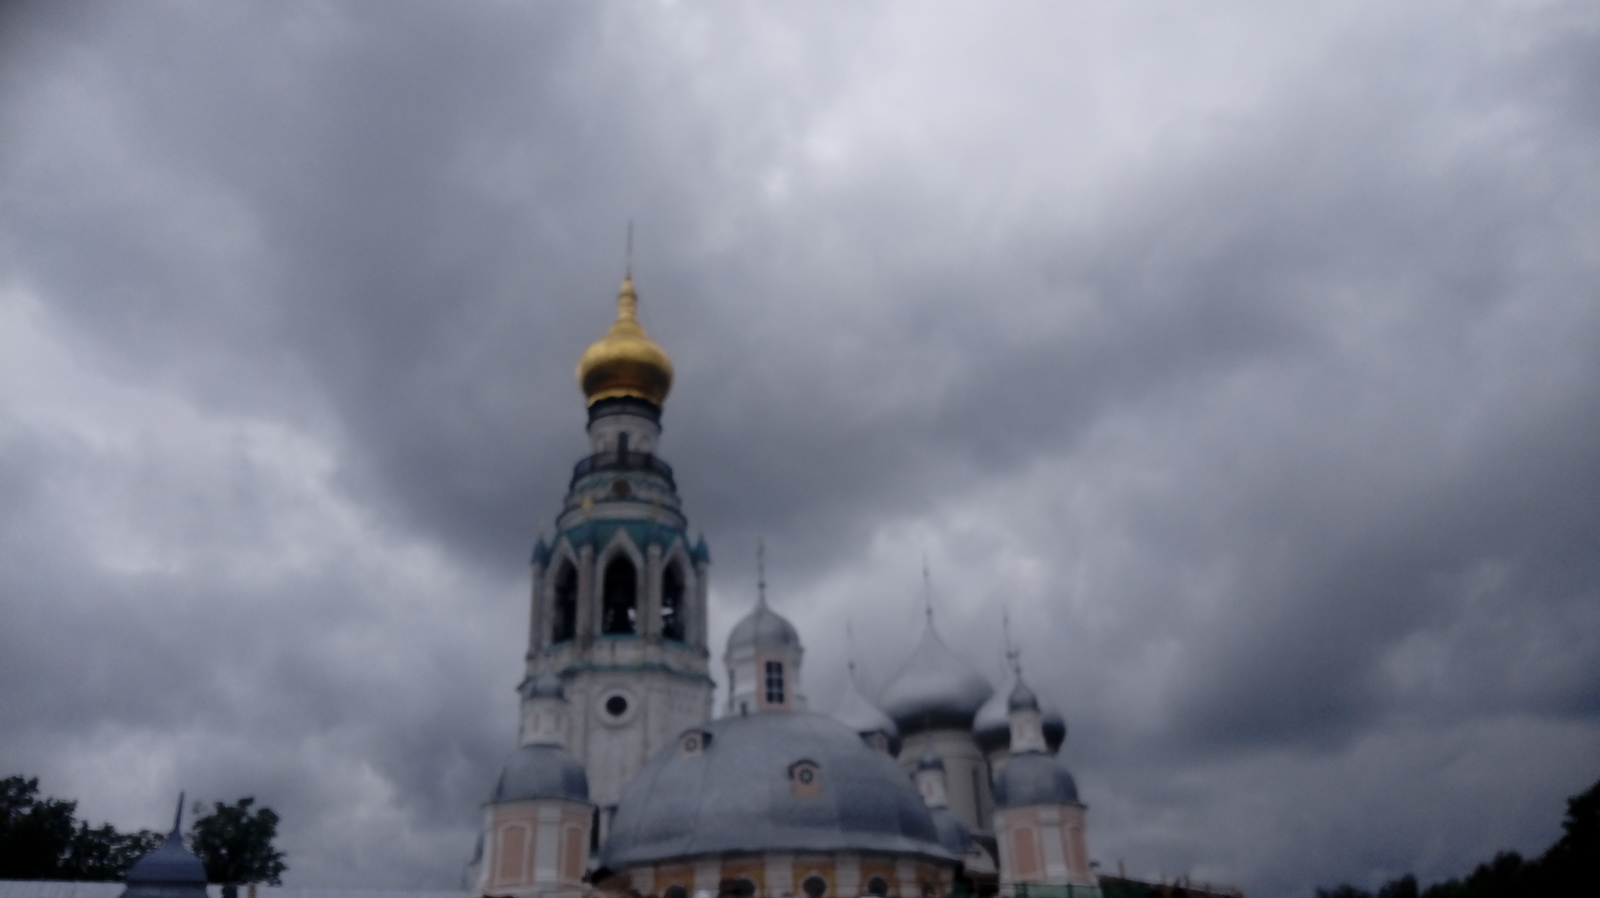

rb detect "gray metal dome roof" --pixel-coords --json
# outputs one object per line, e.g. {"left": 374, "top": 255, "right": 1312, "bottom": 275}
{"left": 928, "top": 806, "right": 973, "bottom": 855}
{"left": 726, "top": 597, "right": 800, "bottom": 654}
{"left": 493, "top": 743, "right": 589, "bottom": 803}
{"left": 121, "top": 829, "right": 208, "bottom": 898}
{"left": 993, "top": 751, "right": 1080, "bottom": 809}
{"left": 973, "top": 669, "right": 1065, "bottom": 754}
{"left": 879, "top": 624, "right": 993, "bottom": 733}
{"left": 602, "top": 712, "right": 958, "bottom": 868}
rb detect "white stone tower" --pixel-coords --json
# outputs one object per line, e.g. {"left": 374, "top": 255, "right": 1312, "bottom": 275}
{"left": 523, "top": 274, "right": 714, "bottom": 842}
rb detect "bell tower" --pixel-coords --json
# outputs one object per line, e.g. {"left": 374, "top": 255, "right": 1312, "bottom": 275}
{"left": 524, "top": 274, "right": 713, "bottom": 840}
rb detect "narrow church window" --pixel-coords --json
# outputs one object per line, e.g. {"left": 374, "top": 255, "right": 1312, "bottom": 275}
{"left": 664, "top": 887, "right": 689, "bottom": 898}
{"left": 764, "top": 660, "right": 785, "bottom": 705}
{"left": 866, "top": 877, "right": 889, "bottom": 897}
{"left": 601, "top": 556, "right": 637, "bottom": 635}
{"left": 551, "top": 562, "right": 577, "bottom": 643}
{"left": 661, "top": 563, "right": 686, "bottom": 641}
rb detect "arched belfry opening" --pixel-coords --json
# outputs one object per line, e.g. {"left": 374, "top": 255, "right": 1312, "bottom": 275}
{"left": 601, "top": 556, "right": 638, "bottom": 635}
{"left": 661, "top": 562, "right": 686, "bottom": 641}
{"left": 551, "top": 561, "right": 577, "bottom": 643}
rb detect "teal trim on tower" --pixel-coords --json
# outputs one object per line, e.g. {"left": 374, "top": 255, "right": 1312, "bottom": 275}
{"left": 558, "top": 518, "right": 687, "bottom": 554}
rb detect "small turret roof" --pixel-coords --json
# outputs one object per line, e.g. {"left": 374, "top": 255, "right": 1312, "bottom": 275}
{"left": 1008, "top": 674, "right": 1039, "bottom": 712}
{"left": 120, "top": 795, "right": 207, "bottom": 898}
{"left": 726, "top": 599, "right": 800, "bottom": 654}
{"left": 993, "top": 753, "right": 1081, "bottom": 809}
{"left": 493, "top": 743, "right": 589, "bottom": 803}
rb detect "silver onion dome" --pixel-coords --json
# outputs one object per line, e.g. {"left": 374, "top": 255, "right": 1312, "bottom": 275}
{"left": 832, "top": 670, "right": 899, "bottom": 749}
{"left": 493, "top": 743, "right": 589, "bottom": 803}
{"left": 972, "top": 668, "right": 1065, "bottom": 754}
{"left": 993, "top": 752, "right": 1080, "bottom": 809}
{"left": 602, "top": 712, "right": 957, "bottom": 867}
{"left": 879, "top": 624, "right": 993, "bottom": 734}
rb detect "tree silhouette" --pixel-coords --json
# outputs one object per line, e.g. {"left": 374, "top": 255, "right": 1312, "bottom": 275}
{"left": 0, "top": 775, "right": 161, "bottom": 881}
{"left": 189, "top": 797, "right": 287, "bottom": 898}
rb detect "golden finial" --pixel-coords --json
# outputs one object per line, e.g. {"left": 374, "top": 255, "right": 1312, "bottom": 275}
{"left": 574, "top": 225, "right": 673, "bottom": 406}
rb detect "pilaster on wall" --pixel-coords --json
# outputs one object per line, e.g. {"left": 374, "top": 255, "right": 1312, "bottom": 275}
{"left": 834, "top": 852, "right": 861, "bottom": 898}
{"left": 577, "top": 545, "right": 596, "bottom": 645}
{"left": 693, "top": 558, "right": 710, "bottom": 647}
{"left": 894, "top": 858, "right": 918, "bottom": 898}
{"left": 645, "top": 544, "right": 663, "bottom": 641}
{"left": 763, "top": 853, "right": 794, "bottom": 897}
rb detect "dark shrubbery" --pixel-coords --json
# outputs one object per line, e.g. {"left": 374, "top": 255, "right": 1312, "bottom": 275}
{"left": 1316, "top": 777, "right": 1599, "bottom": 898}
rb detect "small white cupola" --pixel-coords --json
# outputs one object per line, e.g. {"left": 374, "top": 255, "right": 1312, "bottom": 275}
{"left": 1006, "top": 666, "right": 1049, "bottom": 755}
{"left": 724, "top": 542, "right": 804, "bottom": 715}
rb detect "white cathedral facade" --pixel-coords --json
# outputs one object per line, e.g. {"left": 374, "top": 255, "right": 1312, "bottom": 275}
{"left": 467, "top": 276, "right": 1097, "bottom": 898}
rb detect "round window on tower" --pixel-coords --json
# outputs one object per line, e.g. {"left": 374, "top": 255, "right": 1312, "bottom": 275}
{"left": 802, "top": 876, "right": 828, "bottom": 898}
{"left": 595, "top": 689, "right": 637, "bottom": 726}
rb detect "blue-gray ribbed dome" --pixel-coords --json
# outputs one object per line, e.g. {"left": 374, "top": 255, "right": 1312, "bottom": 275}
{"left": 993, "top": 752, "right": 1080, "bottom": 808}
{"left": 493, "top": 743, "right": 589, "bottom": 803}
{"left": 602, "top": 712, "right": 956, "bottom": 867}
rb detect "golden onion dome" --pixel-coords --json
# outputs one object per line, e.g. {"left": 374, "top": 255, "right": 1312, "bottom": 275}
{"left": 576, "top": 276, "right": 674, "bottom": 406}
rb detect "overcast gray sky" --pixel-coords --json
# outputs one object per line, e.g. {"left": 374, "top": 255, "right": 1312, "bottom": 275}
{"left": 2, "top": 2, "right": 1598, "bottom": 896}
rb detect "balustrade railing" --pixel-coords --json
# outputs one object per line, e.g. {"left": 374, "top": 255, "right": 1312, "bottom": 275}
{"left": 570, "top": 450, "right": 675, "bottom": 489}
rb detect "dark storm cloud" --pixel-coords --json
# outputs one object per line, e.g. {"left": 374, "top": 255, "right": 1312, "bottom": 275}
{"left": 3, "top": 1, "right": 1599, "bottom": 895}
